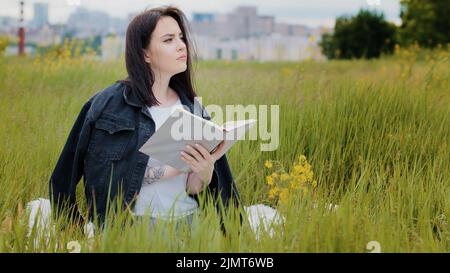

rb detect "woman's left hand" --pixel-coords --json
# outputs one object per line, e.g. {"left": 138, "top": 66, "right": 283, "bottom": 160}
{"left": 181, "top": 141, "right": 225, "bottom": 193}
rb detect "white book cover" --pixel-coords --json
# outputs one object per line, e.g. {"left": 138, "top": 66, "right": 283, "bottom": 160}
{"left": 139, "top": 107, "right": 257, "bottom": 172}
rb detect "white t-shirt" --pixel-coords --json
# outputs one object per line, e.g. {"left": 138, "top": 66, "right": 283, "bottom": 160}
{"left": 132, "top": 98, "right": 199, "bottom": 220}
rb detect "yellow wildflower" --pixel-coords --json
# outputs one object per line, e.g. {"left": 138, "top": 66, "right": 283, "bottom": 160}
{"left": 291, "top": 175, "right": 300, "bottom": 184}
{"left": 264, "top": 154, "right": 317, "bottom": 205}
{"left": 290, "top": 181, "right": 300, "bottom": 190}
{"left": 279, "top": 188, "right": 289, "bottom": 203}
{"left": 293, "top": 165, "right": 304, "bottom": 175}
{"left": 298, "top": 155, "right": 307, "bottom": 163}
{"left": 280, "top": 173, "right": 290, "bottom": 181}
{"left": 268, "top": 188, "right": 277, "bottom": 199}
{"left": 299, "top": 174, "right": 307, "bottom": 183}
{"left": 305, "top": 169, "right": 314, "bottom": 181}
{"left": 302, "top": 187, "right": 309, "bottom": 197}
{"left": 266, "top": 175, "right": 274, "bottom": 186}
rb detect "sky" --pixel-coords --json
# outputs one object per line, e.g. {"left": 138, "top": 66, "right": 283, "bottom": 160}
{"left": 1, "top": 0, "right": 401, "bottom": 28}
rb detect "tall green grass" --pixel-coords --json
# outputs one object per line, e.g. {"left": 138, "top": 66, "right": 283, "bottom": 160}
{"left": 0, "top": 49, "right": 448, "bottom": 252}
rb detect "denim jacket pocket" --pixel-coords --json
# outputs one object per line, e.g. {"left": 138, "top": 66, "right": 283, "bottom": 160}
{"left": 87, "top": 112, "right": 135, "bottom": 161}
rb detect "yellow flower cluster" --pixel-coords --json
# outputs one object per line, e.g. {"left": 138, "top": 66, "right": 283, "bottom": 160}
{"left": 0, "top": 36, "right": 9, "bottom": 56}
{"left": 32, "top": 37, "right": 98, "bottom": 73}
{"left": 264, "top": 155, "right": 318, "bottom": 206}
{"left": 394, "top": 42, "right": 449, "bottom": 63}
{"left": 391, "top": 42, "right": 450, "bottom": 82}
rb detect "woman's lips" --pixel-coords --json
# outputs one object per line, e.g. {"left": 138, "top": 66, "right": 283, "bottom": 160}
{"left": 177, "top": 55, "right": 187, "bottom": 61}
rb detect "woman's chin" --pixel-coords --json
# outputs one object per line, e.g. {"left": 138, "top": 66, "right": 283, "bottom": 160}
{"left": 173, "top": 64, "right": 187, "bottom": 74}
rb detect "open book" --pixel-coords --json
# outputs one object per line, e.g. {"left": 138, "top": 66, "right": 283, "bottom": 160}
{"left": 139, "top": 107, "right": 257, "bottom": 173}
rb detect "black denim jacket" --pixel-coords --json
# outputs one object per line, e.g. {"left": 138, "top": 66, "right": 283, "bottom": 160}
{"left": 49, "top": 81, "right": 243, "bottom": 229}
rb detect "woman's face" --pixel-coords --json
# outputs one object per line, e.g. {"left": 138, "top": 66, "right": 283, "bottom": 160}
{"left": 143, "top": 16, "right": 187, "bottom": 77}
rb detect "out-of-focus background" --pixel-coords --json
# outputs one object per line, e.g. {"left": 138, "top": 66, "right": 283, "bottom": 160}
{"left": 0, "top": 0, "right": 447, "bottom": 61}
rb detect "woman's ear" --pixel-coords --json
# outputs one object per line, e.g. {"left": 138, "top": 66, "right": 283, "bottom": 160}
{"left": 143, "top": 48, "right": 152, "bottom": 64}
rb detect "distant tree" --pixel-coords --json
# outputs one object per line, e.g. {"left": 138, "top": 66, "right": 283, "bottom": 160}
{"left": 319, "top": 33, "right": 336, "bottom": 59}
{"left": 319, "top": 9, "right": 397, "bottom": 59}
{"left": 399, "top": 0, "right": 450, "bottom": 48}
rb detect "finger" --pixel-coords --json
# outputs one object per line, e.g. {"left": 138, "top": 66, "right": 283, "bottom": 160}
{"left": 185, "top": 145, "right": 205, "bottom": 162}
{"left": 181, "top": 151, "right": 197, "bottom": 164}
{"left": 211, "top": 141, "right": 225, "bottom": 159}
{"left": 182, "top": 150, "right": 209, "bottom": 172}
{"left": 181, "top": 149, "right": 197, "bottom": 162}
{"left": 181, "top": 152, "right": 201, "bottom": 171}
{"left": 181, "top": 157, "right": 199, "bottom": 172}
{"left": 211, "top": 140, "right": 224, "bottom": 153}
{"left": 194, "top": 143, "right": 213, "bottom": 161}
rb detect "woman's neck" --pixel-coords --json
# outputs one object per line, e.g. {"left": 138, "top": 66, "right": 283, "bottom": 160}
{"left": 152, "top": 72, "right": 177, "bottom": 105}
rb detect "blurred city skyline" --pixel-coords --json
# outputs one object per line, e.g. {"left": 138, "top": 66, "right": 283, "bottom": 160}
{"left": 0, "top": 0, "right": 404, "bottom": 61}
{"left": 1, "top": 0, "right": 401, "bottom": 28}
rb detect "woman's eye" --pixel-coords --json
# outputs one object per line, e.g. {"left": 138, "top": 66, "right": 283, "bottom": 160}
{"left": 164, "top": 36, "right": 184, "bottom": 43}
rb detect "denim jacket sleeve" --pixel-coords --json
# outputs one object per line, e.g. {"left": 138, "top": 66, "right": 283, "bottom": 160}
{"left": 49, "top": 97, "right": 96, "bottom": 224}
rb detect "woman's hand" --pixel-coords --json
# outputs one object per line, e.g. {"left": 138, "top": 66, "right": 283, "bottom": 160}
{"left": 181, "top": 141, "right": 226, "bottom": 194}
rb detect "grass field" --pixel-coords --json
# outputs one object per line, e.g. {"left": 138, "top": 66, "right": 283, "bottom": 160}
{"left": 0, "top": 47, "right": 448, "bottom": 252}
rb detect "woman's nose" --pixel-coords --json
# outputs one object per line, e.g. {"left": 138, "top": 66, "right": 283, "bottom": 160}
{"left": 177, "top": 39, "right": 186, "bottom": 51}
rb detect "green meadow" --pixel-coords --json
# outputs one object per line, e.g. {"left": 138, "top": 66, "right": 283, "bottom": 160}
{"left": 0, "top": 47, "right": 448, "bottom": 252}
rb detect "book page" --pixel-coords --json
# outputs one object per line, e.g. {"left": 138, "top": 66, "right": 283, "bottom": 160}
{"left": 222, "top": 119, "right": 257, "bottom": 132}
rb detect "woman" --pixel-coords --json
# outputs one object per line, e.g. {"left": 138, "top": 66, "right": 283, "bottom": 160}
{"left": 48, "top": 6, "right": 243, "bottom": 235}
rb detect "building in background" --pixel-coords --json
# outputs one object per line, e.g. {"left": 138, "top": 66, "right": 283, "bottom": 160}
{"left": 30, "top": 3, "right": 49, "bottom": 29}
{"left": 0, "top": 3, "right": 328, "bottom": 61}
{"left": 67, "top": 7, "right": 118, "bottom": 38}
{"left": 101, "top": 33, "right": 125, "bottom": 61}
{"left": 190, "top": 6, "right": 327, "bottom": 61}
{"left": 27, "top": 23, "right": 64, "bottom": 46}
{"left": 0, "top": 16, "right": 19, "bottom": 36}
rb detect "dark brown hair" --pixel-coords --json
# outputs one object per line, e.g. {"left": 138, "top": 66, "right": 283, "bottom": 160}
{"left": 120, "top": 6, "right": 197, "bottom": 106}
